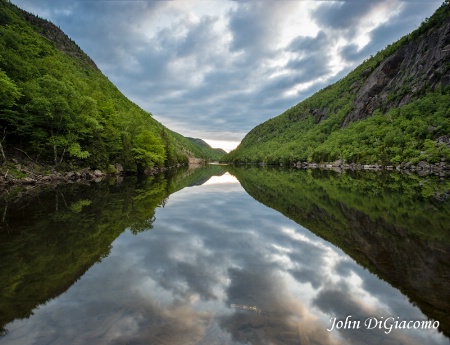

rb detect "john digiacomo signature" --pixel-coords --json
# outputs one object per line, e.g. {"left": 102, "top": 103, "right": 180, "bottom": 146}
{"left": 327, "top": 315, "right": 440, "bottom": 334}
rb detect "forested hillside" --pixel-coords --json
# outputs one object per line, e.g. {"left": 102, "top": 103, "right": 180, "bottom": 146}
{"left": 186, "top": 137, "right": 227, "bottom": 161}
{"left": 225, "top": 2, "right": 450, "bottom": 167}
{"left": 0, "top": 0, "right": 223, "bottom": 175}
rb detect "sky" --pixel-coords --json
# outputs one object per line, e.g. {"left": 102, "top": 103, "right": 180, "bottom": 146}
{"left": 11, "top": 0, "right": 443, "bottom": 152}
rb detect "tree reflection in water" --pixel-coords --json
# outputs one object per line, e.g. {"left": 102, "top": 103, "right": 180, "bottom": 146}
{"left": 0, "top": 166, "right": 449, "bottom": 345}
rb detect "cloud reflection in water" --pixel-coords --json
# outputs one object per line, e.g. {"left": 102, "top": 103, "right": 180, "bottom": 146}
{"left": 1, "top": 173, "right": 448, "bottom": 345}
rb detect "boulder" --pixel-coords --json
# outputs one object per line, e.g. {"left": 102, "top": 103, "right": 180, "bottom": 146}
{"left": 417, "top": 161, "right": 430, "bottom": 170}
{"left": 23, "top": 177, "right": 36, "bottom": 185}
{"left": 114, "top": 163, "right": 124, "bottom": 174}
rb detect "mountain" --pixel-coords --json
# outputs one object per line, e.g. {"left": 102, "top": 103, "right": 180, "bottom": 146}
{"left": 0, "top": 0, "right": 222, "bottom": 175}
{"left": 186, "top": 137, "right": 227, "bottom": 161}
{"left": 224, "top": 2, "right": 450, "bottom": 167}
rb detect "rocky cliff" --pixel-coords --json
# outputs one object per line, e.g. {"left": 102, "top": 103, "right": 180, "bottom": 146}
{"left": 344, "top": 15, "right": 450, "bottom": 126}
{"left": 12, "top": 3, "right": 98, "bottom": 70}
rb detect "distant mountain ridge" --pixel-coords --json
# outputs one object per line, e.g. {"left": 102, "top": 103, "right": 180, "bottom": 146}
{"left": 186, "top": 137, "right": 227, "bottom": 160}
{"left": 0, "top": 0, "right": 223, "bottom": 177}
{"left": 225, "top": 2, "right": 450, "bottom": 167}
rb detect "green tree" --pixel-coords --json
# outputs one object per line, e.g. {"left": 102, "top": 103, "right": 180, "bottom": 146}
{"left": 0, "top": 68, "right": 21, "bottom": 108}
{"left": 132, "top": 130, "right": 166, "bottom": 171}
{"left": 0, "top": 68, "right": 21, "bottom": 162}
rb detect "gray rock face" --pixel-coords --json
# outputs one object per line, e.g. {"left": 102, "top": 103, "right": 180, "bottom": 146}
{"left": 342, "top": 18, "right": 450, "bottom": 127}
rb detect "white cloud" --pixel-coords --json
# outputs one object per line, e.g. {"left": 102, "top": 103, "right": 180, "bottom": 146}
{"left": 203, "top": 139, "right": 240, "bottom": 152}
{"left": 10, "top": 0, "right": 443, "bottom": 151}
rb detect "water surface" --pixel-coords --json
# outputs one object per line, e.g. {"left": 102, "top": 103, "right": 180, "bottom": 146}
{"left": 0, "top": 166, "right": 449, "bottom": 345}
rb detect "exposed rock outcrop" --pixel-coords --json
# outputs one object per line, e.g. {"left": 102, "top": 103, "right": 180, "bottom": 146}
{"left": 343, "top": 18, "right": 450, "bottom": 126}
{"left": 18, "top": 10, "right": 99, "bottom": 70}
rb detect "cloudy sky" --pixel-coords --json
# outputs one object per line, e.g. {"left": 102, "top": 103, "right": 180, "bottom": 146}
{"left": 11, "top": 0, "right": 442, "bottom": 151}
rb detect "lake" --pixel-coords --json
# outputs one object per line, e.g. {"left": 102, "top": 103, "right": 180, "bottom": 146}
{"left": 0, "top": 165, "right": 449, "bottom": 345}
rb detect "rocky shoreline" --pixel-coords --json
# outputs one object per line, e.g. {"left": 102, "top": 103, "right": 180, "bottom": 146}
{"left": 230, "top": 159, "right": 450, "bottom": 177}
{"left": 2, "top": 157, "right": 449, "bottom": 193}
{"left": 0, "top": 161, "right": 185, "bottom": 193}
{"left": 293, "top": 159, "right": 450, "bottom": 177}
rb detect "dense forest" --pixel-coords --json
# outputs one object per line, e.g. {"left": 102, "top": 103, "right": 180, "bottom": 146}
{"left": 225, "top": 2, "right": 450, "bottom": 166}
{"left": 0, "top": 0, "right": 224, "bottom": 176}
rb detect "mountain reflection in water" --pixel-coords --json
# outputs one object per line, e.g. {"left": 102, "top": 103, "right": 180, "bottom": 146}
{"left": 0, "top": 166, "right": 449, "bottom": 345}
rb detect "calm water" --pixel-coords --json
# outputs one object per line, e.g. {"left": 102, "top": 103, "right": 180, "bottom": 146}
{"left": 0, "top": 166, "right": 449, "bottom": 345}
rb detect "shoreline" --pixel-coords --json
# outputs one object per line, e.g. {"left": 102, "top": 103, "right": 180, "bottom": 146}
{"left": 0, "top": 163, "right": 187, "bottom": 194}
{"left": 225, "top": 160, "right": 450, "bottom": 178}
{"left": 2, "top": 158, "right": 449, "bottom": 194}
{"left": 292, "top": 160, "right": 450, "bottom": 177}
